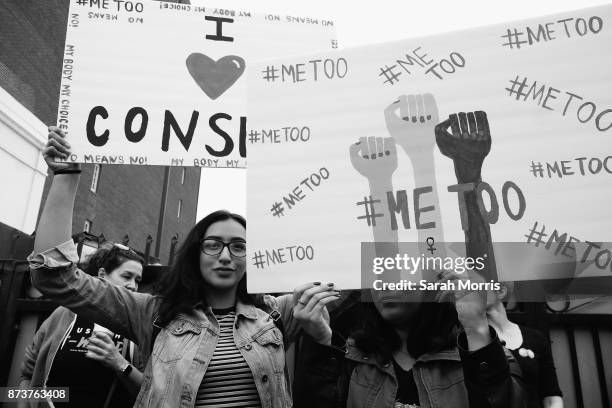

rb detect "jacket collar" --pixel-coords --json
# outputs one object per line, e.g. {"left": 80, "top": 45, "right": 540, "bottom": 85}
{"left": 235, "top": 298, "right": 259, "bottom": 320}
{"left": 416, "top": 348, "right": 461, "bottom": 363}
{"left": 345, "top": 340, "right": 395, "bottom": 375}
{"left": 194, "top": 298, "right": 259, "bottom": 320}
{"left": 345, "top": 338, "right": 461, "bottom": 369}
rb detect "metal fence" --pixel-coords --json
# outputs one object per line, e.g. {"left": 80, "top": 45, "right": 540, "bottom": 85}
{"left": 1, "top": 217, "right": 610, "bottom": 407}
{"left": 2, "top": 265, "right": 611, "bottom": 407}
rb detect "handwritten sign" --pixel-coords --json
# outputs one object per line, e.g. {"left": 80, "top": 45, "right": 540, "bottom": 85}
{"left": 246, "top": 4, "right": 612, "bottom": 293}
{"left": 58, "top": 0, "right": 336, "bottom": 167}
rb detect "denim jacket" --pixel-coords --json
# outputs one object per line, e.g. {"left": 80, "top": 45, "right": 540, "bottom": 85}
{"left": 295, "top": 332, "right": 526, "bottom": 408}
{"left": 29, "top": 241, "right": 300, "bottom": 408}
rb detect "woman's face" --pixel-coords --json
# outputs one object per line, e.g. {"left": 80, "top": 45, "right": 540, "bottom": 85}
{"left": 102, "top": 260, "right": 143, "bottom": 292}
{"left": 199, "top": 219, "right": 247, "bottom": 291}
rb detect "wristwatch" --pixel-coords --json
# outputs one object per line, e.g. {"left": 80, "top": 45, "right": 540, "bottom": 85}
{"left": 119, "top": 362, "right": 133, "bottom": 377}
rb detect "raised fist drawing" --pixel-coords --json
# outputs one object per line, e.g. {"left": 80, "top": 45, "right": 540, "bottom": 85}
{"left": 435, "top": 111, "right": 491, "bottom": 183}
{"left": 349, "top": 136, "right": 398, "bottom": 183}
{"left": 384, "top": 94, "right": 439, "bottom": 159}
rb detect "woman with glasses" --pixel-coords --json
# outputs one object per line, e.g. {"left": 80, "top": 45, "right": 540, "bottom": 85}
{"left": 28, "top": 127, "right": 336, "bottom": 408}
{"left": 19, "top": 242, "right": 145, "bottom": 408}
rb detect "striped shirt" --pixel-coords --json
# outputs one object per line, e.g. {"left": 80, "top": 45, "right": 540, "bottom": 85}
{"left": 195, "top": 308, "right": 262, "bottom": 407}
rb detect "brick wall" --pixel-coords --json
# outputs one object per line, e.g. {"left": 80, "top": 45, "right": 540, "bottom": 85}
{"left": 158, "top": 166, "right": 201, "bottom": 264}
{"left": 8, "top": 0, "right": 199, "bottom": 265}
{"left": 0, "top": 0, "right": 69, "bottom": 125}
{"left": 37, "top": 164, "right": 201, "bottom": 265}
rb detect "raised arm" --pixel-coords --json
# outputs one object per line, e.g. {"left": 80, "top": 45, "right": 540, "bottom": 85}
{"left": 436, "top": 112, "right": 527, "bottom": 408}
{"left": 435, "top": 111, "right": 495, "bottom": 349}
{"left": 30, "top": 127, "right": 157, "bottom": 349}
{"left": 33, "top": 126, "right": 80, "bottom": 253}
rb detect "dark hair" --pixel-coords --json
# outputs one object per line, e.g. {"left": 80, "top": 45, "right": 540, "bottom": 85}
{"left": 84, "top": 243, "right": 144, "bottom": 276}
{"left": 155, "top": 210, "right": 264, "bottom": 327}
{"left": 351, "top": 292, "right": 459, "bottom": 363}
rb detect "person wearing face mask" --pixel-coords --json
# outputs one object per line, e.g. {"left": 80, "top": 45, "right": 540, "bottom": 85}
{"left": 27, "top": 127, "right": 336, "bottom": 408}
{"left": 18, "top": 243, "right": 145, "bottom": 408}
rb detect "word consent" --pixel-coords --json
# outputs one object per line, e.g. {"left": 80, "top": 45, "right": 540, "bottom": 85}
{"left": 501, "top": 15, "right": 604, "bottom": 49}
{"left": 530, "top": 156, "right": 612, "bottom": 178}
{"left": 506, "top": 75, "right": 612, "bottom": 133}
{"left": 271, "top": 168, "right": 330, "bottom": 217}
{"left": 372, "top": 254, "right": 486, "bottom": 274}
{"left": 379, "top": 46, "right": 466, "bottom": 85}
{"left": 357, "top": 181, "right": 526, "bottom": 231}
{"left": 86, "top": 106, "right": 247, "bottom": 158}
{"left": 251, "top": 245, "right": 314, "bottom": 269}
{"left": 262, "top": 58, "right": 348, "bottom": 83}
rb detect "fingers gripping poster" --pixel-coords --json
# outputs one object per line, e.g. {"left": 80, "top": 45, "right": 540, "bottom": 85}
{"left": 246, "top": 5, "right": 612, "bottom": 294}
{"left": 58, "top": 0, "right": 336, "bottom": 168}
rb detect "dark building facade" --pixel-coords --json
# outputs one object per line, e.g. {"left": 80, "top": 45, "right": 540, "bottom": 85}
{"left": 0, "top": 1, "right": 68, "bottom": 126}
{"left": 37, "top": 164, "right": 200, "bottom": 264}
{"left": 2, "top": 0, "right": 199, "bottom": 265}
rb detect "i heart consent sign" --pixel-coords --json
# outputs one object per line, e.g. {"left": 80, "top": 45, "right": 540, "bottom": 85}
{"left": 57, "top": 0, "right": 336, "bottom": 168}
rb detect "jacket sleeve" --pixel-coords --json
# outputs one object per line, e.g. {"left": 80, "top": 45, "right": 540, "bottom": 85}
{"left": 28, "top": 240, "right": 159, "bottom": 349}
{"left": 458, "top": 326, "right": 527, "bottom": 408}
{"left": 293, "top": 333, "right": 352, "bottom": 408}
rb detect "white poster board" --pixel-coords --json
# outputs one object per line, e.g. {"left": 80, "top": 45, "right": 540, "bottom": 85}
{"left": 58, "top": 0, "right": 336, "bottom": 168}
{"left": 247, "top": 5, "right": 612, "bottom": 293}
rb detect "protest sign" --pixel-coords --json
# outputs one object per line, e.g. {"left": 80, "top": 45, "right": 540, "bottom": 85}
{"left": 246, "top": 5, "right": 612, "bottom": 294}
{"left": 57, "top": 0, "right": 336, "bottom": 168}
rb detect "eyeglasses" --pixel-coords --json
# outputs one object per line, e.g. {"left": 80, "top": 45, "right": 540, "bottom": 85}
{"left": 200, "top": 238, "right": 246, "bottom": 258}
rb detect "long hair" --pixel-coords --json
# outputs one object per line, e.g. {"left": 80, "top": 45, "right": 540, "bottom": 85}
{"left": 84, "top": 243, "right": 144, "bottom": 276}
{"left": 155, "top": 210, "right": 264, "bottom": 327}
{"left": 351, "top": 292, "right": 459, "bottom": 363}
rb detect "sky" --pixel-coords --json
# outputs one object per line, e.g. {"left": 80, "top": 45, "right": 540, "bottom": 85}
{"left": 195, "top": 0, "right": 611, "bottom": 220}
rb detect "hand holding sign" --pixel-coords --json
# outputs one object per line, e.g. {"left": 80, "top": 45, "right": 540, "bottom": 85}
{"left": 435, "top": 111, "right": 491, "bottom": 183}
{"left": 292, "top": 282, "right": 339, "bottom": 345}
{"left": 436, "top": 270, "right": 490, "bottom": 349}
{"left": 385, "top": 94, "right": 439, "bottom": 159}
{"left": 43, "top": 126, "right": 80, "bottom": 173}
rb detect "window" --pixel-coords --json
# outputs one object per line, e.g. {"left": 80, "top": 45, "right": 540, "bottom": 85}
{"left": 177, "top": 199, "right": 182, "bottom": 218}
{"left": 84, "top": 219, "right": 92, "bottom": 233}
{"left": 90, "top": 164, "right": 101, "bottom": 193}
{"left": 181, "top": 167, "right": 186, "bottom": 184}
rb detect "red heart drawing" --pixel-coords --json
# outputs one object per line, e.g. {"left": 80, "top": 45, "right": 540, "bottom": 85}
{"left": 186, "top": 53, "right": 246, "bottom": 100}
